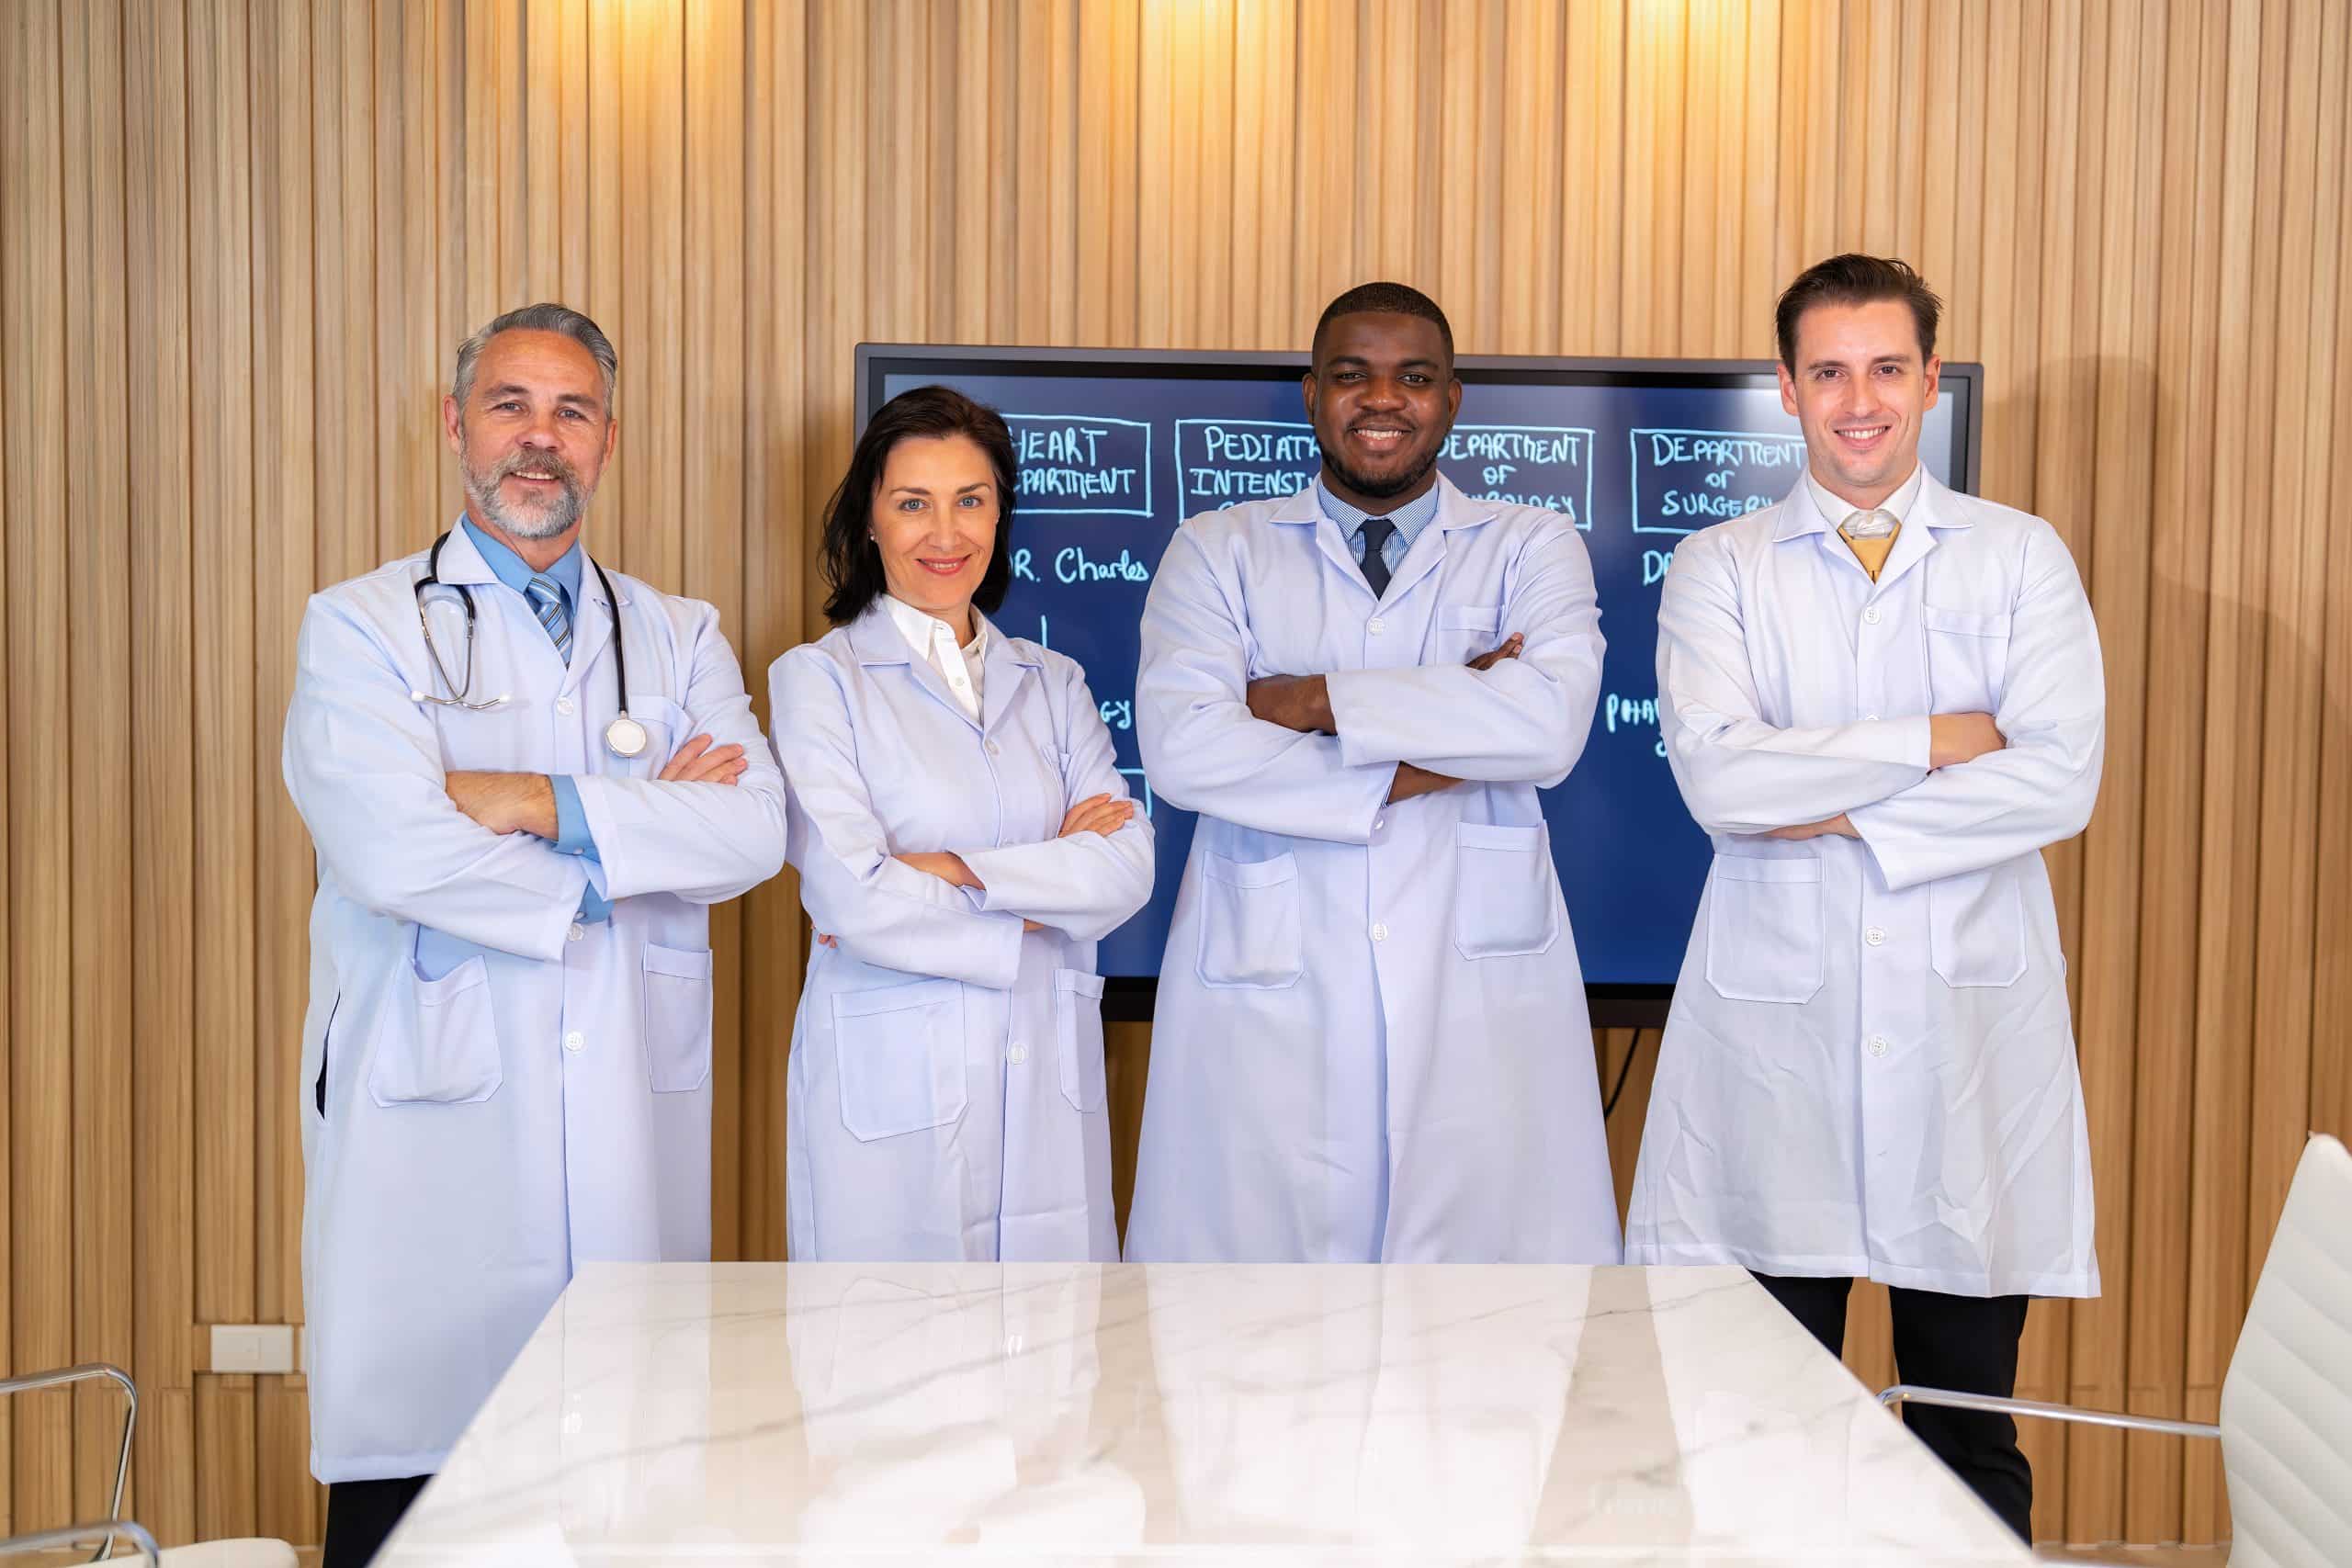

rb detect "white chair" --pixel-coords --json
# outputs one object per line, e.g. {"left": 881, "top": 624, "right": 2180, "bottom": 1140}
{"left": 1883, "top": 1132, "right": 2352, "bottom": 1567}
{"left": 0, "top": 1361, "right": 297, "bottom": 1566}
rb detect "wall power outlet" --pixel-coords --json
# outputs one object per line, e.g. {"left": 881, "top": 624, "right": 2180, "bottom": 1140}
{"left": 209, "top": 1324, "right": 297, "bottom": 1374}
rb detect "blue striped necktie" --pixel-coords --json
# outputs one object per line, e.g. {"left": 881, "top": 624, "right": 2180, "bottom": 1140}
{"left": 526, "top": 574, "right": 572, "bottom": 664}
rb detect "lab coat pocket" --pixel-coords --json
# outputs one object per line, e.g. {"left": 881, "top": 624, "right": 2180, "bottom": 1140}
{"left": 1703, "top": 854, "right": 1826, "bottom": 1004}
{"left": 368, "top": 954, "right": 503, "bottom": 1107}
{"left": 1928, "top": 866, "right": 2028, "bottom": 988}
{"left": 1053, "top": 968, "right": 1108, "bottom": 1114}
{"left": 1195, "top": 852, "right": 1304, "bottom": 989}
{"left": 832, "top": 977, "right": 969, "bottom": 1141}
{"left": 1452, "top": 823, "right": 1561, "bottom": 959}
{"left": 1923, "top": 606, "right": 2014, "bottom": 713}
{"left": 643, "top": 942, "right": 715, "bottom": 1092}
{"left": 1437, "top": 604, "right": 1505, "bottom": 660}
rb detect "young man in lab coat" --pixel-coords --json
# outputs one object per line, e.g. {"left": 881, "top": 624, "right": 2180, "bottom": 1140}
{"left": 1629, "top": 255, "right": 2105, "bottom": 1541}
{"left": 282, "top": 304, "right": 786, "bottom": 1566}
{"left": 1125, "top": 282, "right": 1622, "bottom": 1265}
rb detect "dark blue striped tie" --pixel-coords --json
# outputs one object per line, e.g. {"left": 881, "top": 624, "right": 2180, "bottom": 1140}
{"left": 526, "top": 574, "right": 572, "bottom": 664}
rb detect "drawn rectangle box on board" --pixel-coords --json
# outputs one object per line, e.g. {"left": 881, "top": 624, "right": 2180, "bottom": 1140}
{"left": 1007, "top": 412, "right": 1154, "bottom": 517}
{"left": 1628, "top": 427, "right": 1808, "bottom": 536}
{"left": 1445, "top": 424, "right": 1597, "bottom": 532}
{"left": 1173, "top": 418, "right": 1320, "bottom": 514}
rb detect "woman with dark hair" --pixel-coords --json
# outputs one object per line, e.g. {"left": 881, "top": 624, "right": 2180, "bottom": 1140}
{"left": 768, "top": 385, "right": 1153, "bottom": 1260}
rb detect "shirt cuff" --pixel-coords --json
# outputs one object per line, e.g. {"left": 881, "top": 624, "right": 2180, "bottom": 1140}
{"left": 549, "top": 776, "right": 603, "bottom": 863}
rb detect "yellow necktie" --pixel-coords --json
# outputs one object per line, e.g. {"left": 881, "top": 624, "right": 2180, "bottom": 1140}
{"left": 1839, "top": 510, "right": 1900, "bottom": 581}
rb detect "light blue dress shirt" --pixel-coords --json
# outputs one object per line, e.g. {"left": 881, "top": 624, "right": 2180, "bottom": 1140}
{"left": 458, "top": 518, "right": 610, "bottom": 923}
{"left": 1313, "top": 478, "right": 1442, "bottom": 583}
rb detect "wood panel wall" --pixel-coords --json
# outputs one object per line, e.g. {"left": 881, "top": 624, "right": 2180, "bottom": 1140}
{"left": 3, "top": 0, "right": 2346, "bottom": 1551}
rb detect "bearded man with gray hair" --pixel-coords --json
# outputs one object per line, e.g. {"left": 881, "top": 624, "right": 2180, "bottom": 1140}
{"left": 280, "top": 304, "right": 786, "bottom": 1565}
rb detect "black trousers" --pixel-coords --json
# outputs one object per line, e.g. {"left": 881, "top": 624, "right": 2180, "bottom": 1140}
{"left": 1752, "top": 1272, "right": 2033, "bottom": 1544}
{"left": 322, "top": 1474, "right": 432, "bottom": 1568}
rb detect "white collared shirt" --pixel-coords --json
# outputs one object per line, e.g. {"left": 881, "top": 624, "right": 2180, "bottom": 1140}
{"left": 1805, "top": 460, "right": 1926, "bottom": 535}
{"left": 884, "top": 593, "right": 987, "bottom": 721}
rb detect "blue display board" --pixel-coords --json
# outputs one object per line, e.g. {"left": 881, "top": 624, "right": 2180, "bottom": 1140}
{"left": 857, "top": 347, "right": 1982, "bottom": 1020}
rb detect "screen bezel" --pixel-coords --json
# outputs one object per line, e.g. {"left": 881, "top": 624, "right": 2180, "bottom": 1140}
{"left": 853, "top": 344, "right": 1986, "bottom": 1025}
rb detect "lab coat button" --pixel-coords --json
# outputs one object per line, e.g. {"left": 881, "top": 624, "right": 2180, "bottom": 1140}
{"left": 1862, "top": 606, "right": 1883, "bottom": 626}
{"left": 564, "top": 1031, "right": 585, "bottom": 1054}
{"left": 1372, "top": 922, "right": 1389, "bottom": 942}
{"left": 986, "top": 739, "right": 1001, "bottom": 757}
{"left": 1368, "top": 616, "right": 1385, "bottom": 634}
{"left": 1866, "top": 1035, "right": 1890, "bottom": 1058}
{"left": 556, "top": 696, "right": 576, "bottom": 716}
{"left": 568, "top": 923, "right": 584, "bottom": 942}
{"left": 1008, "top": 1043, "right": 1029, "bottom": 1066}
{"left": 1374, "top": 817, "right": 1385, "bottom": 831}
{"left": 1865, "top": 927, "right": 1886, "bottom": 947}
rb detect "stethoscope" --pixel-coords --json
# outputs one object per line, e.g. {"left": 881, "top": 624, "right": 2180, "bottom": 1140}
{"left": 409, "top": 530, "right": 650, "bottom": 760}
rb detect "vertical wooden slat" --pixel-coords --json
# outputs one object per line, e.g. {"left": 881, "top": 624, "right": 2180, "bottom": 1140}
{"left": 4, "top": 0, "right": 74, "bottom": 1537}
{"left": 2063, "top": 0, "right": 2163, "bottom": 1540}
{"left": 1498, "top": 0, "right": 1563, "bottom": 353}
{"left": 2183, "top": 0, "right": 2287, "bottom": 1542}
{"left": 1620, "top": 0, "right": 1685, "bottom": 354}
{"left": 583, "top": 0, "right": 626, "bottom": 561}
{"left": 2116, "top": 0, "right": 2223, "bottom": 1540}
{"left": 1562, "top": 0, "right": 1625, "bottom": 355}
{"left": 2315, "top": 0, "right": 2352, "bottom": 1157}
{"left": 124, "top": 0, "right": 198, "bottom": 1544}
{"left": 741, "top": 0, "right": 808, "bottom": 1262}
{"left": 190, "top": 0, "right": 261, "bottom": 1539}
{"left": 617, "top": 0, "right": 683, "bottom": 590}
{"left": 249, "top": 0, "right": 322, "bottom": 1543}
{"left": 1674, "top": 0, "right": 1724, "bottom": 355}
{"left": 684, "top": 0, "right": 747, "bottom": 1262}
{"left": 1185, "top": 0, "right": 1233, "bottom": 348}
{"left": 1288, "top": 0, "right": 1357, "bottom": 323}
{"left": 60, "top": 0, "right": 135, "bottom": 1526}
{"left": 1734, "top": 0, "right": 1780, "bottom": 358}
{"left": 2245, "top": 0, "right": 2340, "bottom": 1293}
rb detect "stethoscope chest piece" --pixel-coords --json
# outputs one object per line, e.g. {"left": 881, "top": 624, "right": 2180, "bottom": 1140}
{"left": 605, "top": 713, "right": 650, "bottom": 760}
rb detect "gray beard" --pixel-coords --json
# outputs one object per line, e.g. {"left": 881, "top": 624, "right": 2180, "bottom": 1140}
{"left": 463, "top": 453, "right": 587, "bottom": 540}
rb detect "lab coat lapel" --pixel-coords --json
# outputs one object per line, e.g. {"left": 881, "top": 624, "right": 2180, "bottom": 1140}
{"left": 1381, "top": 476, "right": 1490, "bottom": 606}
{"left": 978, "top": 612, "right": 1041, "bottom": 738}
{"left": 1862, "top": 473, "right": 1969, "bottom": 595}
{"left": 1268, "top": 484, "right": 1374, "bottom": 598}
{"left": 848, "top": 605, "right": 980, "bottom": 733}
{"left": 565, "top": 550, "right": 622, "bottom": 700}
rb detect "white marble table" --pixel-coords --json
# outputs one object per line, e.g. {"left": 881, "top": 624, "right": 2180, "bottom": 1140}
{"left": 378, "top": 1261, "right": 2032, "bottom": 1566}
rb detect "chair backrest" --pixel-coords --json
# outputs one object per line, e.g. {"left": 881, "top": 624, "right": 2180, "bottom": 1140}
{"left": 2218, "top": 1132, "right": 2352, "bottom": 1568}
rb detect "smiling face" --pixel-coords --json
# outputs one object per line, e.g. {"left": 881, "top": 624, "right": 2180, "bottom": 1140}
{"left": 871, "top": 434, "right": 1001, "bottom": 639}
{"left": 1304, "top": 310, "right": 1464, "bottom": 512}
{"left": 1777, "top": 299, "right": 1940, "bottom": 511}
{"left": 442, "top": 327, "right": 618, "bottom": 553}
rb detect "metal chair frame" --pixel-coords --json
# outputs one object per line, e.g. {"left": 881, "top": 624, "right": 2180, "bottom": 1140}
{"left": 0, "top": 1362, "right": 141, "bottom": 1563}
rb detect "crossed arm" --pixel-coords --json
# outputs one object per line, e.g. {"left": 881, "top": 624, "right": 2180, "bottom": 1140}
{"left": 1655, "top": 528, "right": 2104, "bottom": 887}
{"left": 283, "top": 595, "right": 786, "bottom": 962}
{"left": 1135, "top": 520, "right": 1604, "bottom": 840}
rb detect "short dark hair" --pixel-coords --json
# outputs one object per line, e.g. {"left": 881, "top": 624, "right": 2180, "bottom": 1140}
{"left": 1312, "top": 280, "right": 1455, "bottom": 364}
{"left": 820, "top": 385, "right": 1019, "bottom": 626}
{"left": 1773, "top": 254, "right": 1943, "bottom": 370}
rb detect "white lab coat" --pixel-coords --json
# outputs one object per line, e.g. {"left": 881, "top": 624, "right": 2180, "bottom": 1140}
{"left": 769, "top": 606, "right": 1153, "bottom": 1262}
{"left": 1629, "top": 472, "right": 2105, "bottom": 1297}
{"left": 283, "top": 525, "right": 787, "bottom": 1482}
{"left": 1125, "top": 475, "right": 1623, "bottom": 1263}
